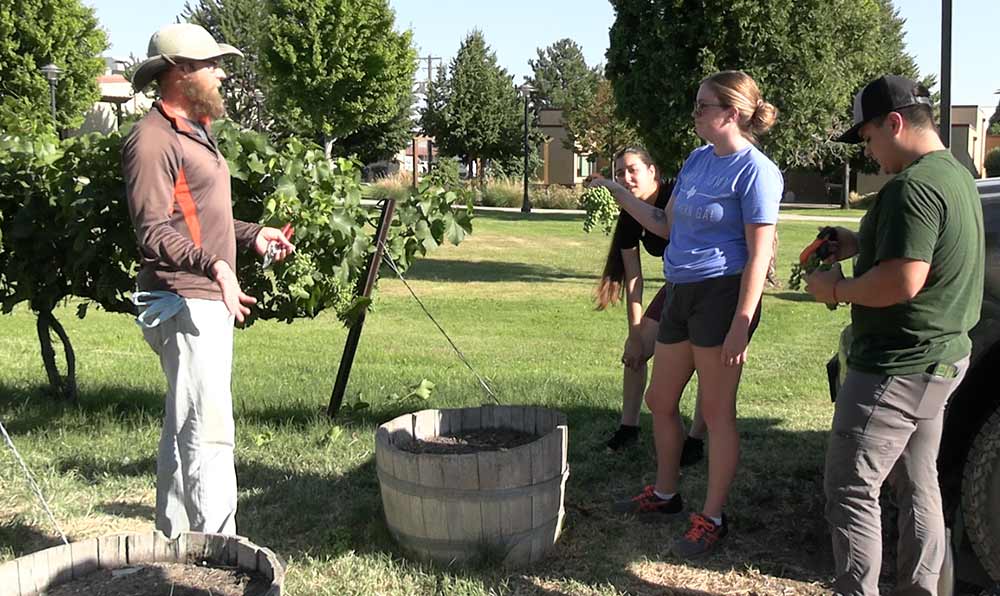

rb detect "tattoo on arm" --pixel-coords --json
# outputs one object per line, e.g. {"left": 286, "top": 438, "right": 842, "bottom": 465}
{"left": 652, "top": 208, "right": 666, "bottom": 223}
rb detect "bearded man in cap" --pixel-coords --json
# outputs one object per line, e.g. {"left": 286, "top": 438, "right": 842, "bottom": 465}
{"left": 122, "top": 23, "right": 294, "bottom": 537}
{"left": 806, "top": 75, "right": 984, "bottom": 595}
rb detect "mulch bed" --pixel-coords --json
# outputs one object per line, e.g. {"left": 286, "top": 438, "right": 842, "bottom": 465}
{"left": 45, "top": 561, "right": 271, "bottom": 596}
{"left": 399, "top": 428, "right": 539, "bottom": 454}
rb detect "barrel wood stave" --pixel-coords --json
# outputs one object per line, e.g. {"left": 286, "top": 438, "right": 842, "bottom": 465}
{"left": 377, "top": 405, "right": 568, "bottom": 567}
{"left": 3, "top": 532, "right": 283, "bottom": 595}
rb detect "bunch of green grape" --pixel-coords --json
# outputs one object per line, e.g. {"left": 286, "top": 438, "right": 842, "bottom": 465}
{"left": 580, "top": 186, "right": 619, "bottom": 235}
{"left": 788, "top": 254, "right": 837, "bottom": 310}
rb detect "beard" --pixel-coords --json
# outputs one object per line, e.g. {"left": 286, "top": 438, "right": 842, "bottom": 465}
{"left": 180, "top": 74, "right": 225, "bottom": 121}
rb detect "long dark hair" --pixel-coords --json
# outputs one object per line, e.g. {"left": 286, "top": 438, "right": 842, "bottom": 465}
{"left": 594, "top": 147, "right": 658, "bottom": 310}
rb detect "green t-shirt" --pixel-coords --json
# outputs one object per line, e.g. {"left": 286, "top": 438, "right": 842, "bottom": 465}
{"left": 849, "top": 150, "right": 984, "bottom": 375}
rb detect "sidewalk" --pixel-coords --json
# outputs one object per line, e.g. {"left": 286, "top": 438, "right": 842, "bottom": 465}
{"left": 467, "top": 204, "right": 862, "bottom": 223}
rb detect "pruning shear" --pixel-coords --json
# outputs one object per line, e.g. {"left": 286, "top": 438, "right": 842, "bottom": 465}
{"left": 799, "top": 226, "right": 838, "bottom": 266}
{"left": 262, "top": 222, "right": 294, "bottom": 269}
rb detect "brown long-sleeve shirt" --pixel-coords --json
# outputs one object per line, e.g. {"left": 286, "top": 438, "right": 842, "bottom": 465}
{"left": 122, "top": 102, "right": 261, "bottom": 300}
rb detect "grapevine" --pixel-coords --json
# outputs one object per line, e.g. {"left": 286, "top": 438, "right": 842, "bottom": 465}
{"left": 580, "top": 186, "right": 619, "bottom": 235}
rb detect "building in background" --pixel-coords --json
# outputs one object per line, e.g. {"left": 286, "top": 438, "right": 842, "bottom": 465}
{"left": 72, "top": 57, "right": 153, "bottom": 136}
{"left": 537, "top": 108, "right": 596, "bottom": 186}
{"left": 951, "top": 105, "right": 992, "bottom": 178}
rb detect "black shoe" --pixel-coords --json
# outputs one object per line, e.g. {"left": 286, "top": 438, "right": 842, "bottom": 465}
{"left": 606, "top": 425, "right": 640, "bottom": 451}
{"left": 611, "top": 485, "right": 685, "bottom": 520}
{"left": 680, "top": 436, "right": 704, "bottom": 467}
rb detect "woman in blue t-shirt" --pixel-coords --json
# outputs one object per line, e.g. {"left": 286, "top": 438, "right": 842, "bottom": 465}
{"left": 595, "top": 148, "right": 707, "bottom": 463}
{"left": 594, "top": 71, "right": 782, "bottom": 558}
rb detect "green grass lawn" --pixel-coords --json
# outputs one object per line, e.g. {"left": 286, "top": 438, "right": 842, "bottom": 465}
{"left": 0, "top": 213, "right": 856, "bottom": 595}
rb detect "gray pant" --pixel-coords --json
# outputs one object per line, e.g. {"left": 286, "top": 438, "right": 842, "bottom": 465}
{"left": 142, "top": 298, "right": 238, "bottom": 538}
{"left": 825, "top": 358, "right": 968, "bottom": 596}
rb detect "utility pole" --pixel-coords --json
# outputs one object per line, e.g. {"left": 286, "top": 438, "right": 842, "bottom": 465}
{"left": 414, "top": 54, "right": 443, "bottom": 177}
{"left": 421, "top": 55, "right": 442, "bottom": 85}
{"left": 940, "top": 0, "right": 952, "bottom": 148}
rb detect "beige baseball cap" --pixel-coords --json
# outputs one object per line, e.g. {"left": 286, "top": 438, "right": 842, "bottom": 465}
{"left": 131, "top": 23, "right": 243, "bottom": 92}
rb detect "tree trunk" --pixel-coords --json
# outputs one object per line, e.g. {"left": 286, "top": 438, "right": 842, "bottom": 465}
{"left": 36, "top": 309, "right": 77, "bottom": 403}
{"left": 324, "top": 137, "right": 335, "bottom": 160}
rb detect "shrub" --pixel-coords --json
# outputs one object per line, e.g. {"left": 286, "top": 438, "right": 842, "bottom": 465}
{"left": 532, "top": 185, "right": 581, "bottom": 210}
{"left": 426, "top": 158, "right": 461, "bottom": 190}
{"left": 478, "top": 177, "right": 522, "bottom": 208}
{"left": 0, "top": 122, "right": 473, "bottom": 399}
{"left": 369, "top": 169, "right": 412, "bottom": 202}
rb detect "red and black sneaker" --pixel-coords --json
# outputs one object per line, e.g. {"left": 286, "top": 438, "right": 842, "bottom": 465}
{"left": 672, "top": 512, "right": 728, "bottom": 558}
{"left": 611, "top": 485, "right": 684, "bottom": 520}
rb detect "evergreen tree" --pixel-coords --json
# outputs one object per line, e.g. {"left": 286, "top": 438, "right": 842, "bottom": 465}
{"left": 527, "top": 39, "right": 601, "bottom": 112}
{"left": 419, "top": 31, "right": 526, "bottom": 178}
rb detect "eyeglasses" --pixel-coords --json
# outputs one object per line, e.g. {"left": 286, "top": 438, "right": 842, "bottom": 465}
{"left": 184, "top": 59, "right": 221, "bottom": 72}
{"left": 693, "top": 101, "right": 729, "bottom": 116}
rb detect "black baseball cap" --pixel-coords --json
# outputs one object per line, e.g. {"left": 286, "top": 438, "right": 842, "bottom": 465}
{"left": 836, "top": 75, "right": 933, "bottom": 144}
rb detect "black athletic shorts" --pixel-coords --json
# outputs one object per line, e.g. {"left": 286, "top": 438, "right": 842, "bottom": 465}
{"left": 657, "top": 273, "right": 762, "bottom": 347}
{"left": 643, "top": 284, "right": 668, "bottom": 322}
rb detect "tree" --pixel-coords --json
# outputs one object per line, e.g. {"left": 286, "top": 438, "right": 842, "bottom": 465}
{"left": 420, "top": 31, "right": 526, "bottom": 178}
{"left": 606, "top": 0, "right": 924, "bottom": 173}
{"left": 527, "top": 39, "right": 601, "bottom": 112}
{"left": 0, "top": 0, "right": 107, "bottom": 134}
{"left": 333, "top": 86, "right": 416, "bottom": 164}
{"left": 181, "top": 0, "right": 271, "bottom": 133}
{"left": 564, "top": 79, "right": 640, "bottom": 167}
{"left": 260, "top": 0, "right": 417, "bottom": 158}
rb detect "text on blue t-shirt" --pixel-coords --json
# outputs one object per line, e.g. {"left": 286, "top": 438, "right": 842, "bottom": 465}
{"left": 665, "top": 144, "right": 783, "bottom": 283}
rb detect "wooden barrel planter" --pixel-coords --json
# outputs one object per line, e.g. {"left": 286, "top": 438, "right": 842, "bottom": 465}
{"left": 0, "top": 531, "right": 284, "bottom": 596}
{"left": 375, "top": 405, "right": 569, "bottom": 567}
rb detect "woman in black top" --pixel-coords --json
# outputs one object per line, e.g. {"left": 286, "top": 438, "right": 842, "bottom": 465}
{"left": 596, "top": 147, "right": 705, "bottom": 460}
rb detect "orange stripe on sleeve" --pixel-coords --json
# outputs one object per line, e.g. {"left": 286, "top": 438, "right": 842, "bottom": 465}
{"left": 174, "top": 167, "right": 202, "bottom": 247}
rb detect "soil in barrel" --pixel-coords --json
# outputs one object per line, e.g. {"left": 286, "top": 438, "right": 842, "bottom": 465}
{"left": 400, "top": 428, "right": 539, "bottom": 455}
{"left": 44, "top": 561, "right": 271, "bottom": 596}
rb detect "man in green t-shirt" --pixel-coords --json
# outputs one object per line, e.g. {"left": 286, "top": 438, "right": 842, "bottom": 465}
{"left": 806, "top": 75, "right": 984, "bottom": 596}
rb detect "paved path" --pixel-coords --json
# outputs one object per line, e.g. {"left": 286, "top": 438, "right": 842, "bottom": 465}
{"left": 467, "top": 205, "right": 862, "bottom": 223}
{"left": 779, "top": 213, "right": 861, "bottom": 223}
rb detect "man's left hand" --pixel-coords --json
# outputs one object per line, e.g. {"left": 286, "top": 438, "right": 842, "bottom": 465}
{"left": 254, "top": 226, "right": 296, "bottom": 264}
{"left": 805, "top": 263, "right": 844, "bottom": 305}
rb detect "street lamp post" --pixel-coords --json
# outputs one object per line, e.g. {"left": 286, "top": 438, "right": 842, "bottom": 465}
{"left": 40, "top": 63, "right": 63, "bottom": 127}
{"left": 253, "top": 89, "right": 265, "bottom": 132}
{"left": 518, "top": 82, "right": 534, "bottom": 213}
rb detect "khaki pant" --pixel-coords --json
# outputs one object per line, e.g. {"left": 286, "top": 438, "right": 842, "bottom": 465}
{"left": 141, "top": 298, "right": 237, "bottom": 538}
{"left": 825, "top": 358, "right": 967, "bottom": 596}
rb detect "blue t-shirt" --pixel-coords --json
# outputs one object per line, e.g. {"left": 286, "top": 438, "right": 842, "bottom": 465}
{"left": 665, "top": 144, "right": 783, "bottom": 283}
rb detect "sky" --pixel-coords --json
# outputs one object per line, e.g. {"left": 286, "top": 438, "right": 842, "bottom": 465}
{"left": 86, "top": 0, "right": 999, "bottom": 110}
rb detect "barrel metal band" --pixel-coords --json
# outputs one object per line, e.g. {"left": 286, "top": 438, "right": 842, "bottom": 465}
{"left": 376, "top": 467, "right": 569, "bottom": 502}
{"left": 389, "top": 513, "right": 562, "bottom": 554}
